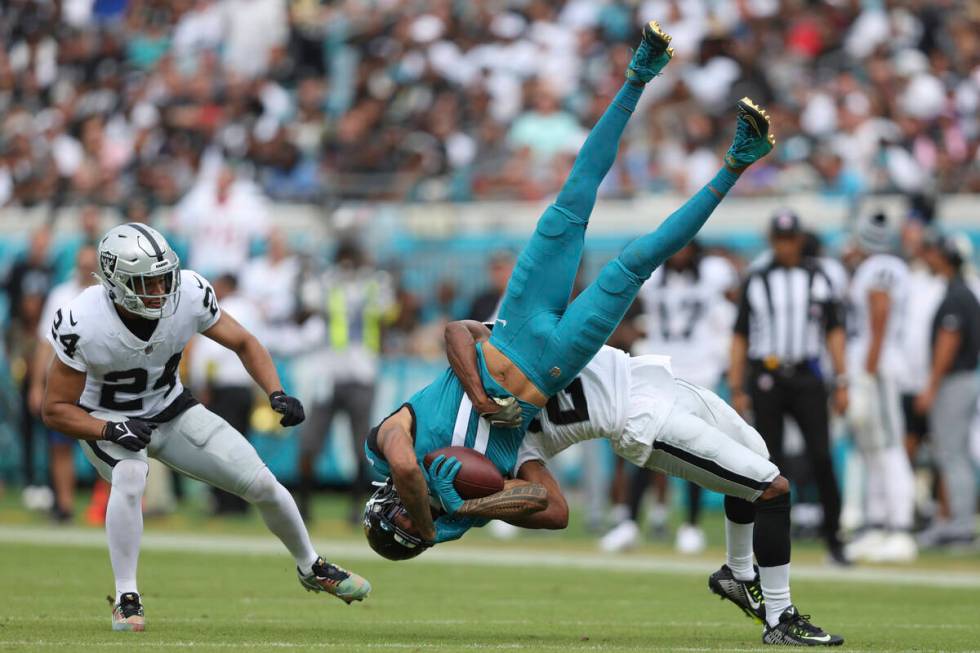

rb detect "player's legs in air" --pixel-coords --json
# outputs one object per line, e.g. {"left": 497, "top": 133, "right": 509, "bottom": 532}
{"left": 639, "top": 379, "right": 843, "bottom": 645}
{"left": 83, "top": 407, "right": 370, "bottom": 630}
{"left": 485, "top": 21, "right": 673, "bottom": 386}
{"left": 492, "top": 97, "right": 775, "bottom": 400}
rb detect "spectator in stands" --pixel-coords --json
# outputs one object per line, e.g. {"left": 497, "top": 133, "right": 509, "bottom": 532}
{"left": 172, "top": 163, "right": 269, "bottom": 278}
{"left": 1, "top": 1, "right": 978, "bottom": 204}
{"left": 240, "top": 228, "right": 301, "bottom": 327}
{"left": 508, "top": 81, "right": 585, "bottom": 168}
{"left": 916, "top": 234, "right": 980, "bottom": 548}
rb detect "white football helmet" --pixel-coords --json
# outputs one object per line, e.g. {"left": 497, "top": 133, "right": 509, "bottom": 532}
{"left": 96, "top": 223, "right": 181, "bottom": 319}
{"left": 854, "top": 211, "right": 896, "bottom": 254}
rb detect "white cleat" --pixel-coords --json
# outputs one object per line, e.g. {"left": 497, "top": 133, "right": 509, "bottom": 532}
{"left": 600, "top": 519, "right": 640, "bottom": 553}
{"left": 675, "top": 523, "right": 707, "bottom": 555}
{"left": 867, "top": 532, "right": 918, "bottom": 563}
{"left": 844, "top": 529, "right": 886, "bottom": 562}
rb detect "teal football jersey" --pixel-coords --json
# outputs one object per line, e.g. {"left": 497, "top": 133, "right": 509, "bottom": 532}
{"left": 365, "top": 344, "right": 540, "bottom": 478}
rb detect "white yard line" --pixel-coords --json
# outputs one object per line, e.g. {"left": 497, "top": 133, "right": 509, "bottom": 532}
{"left": 2, "top": 525, "right": 980, "bottom": 589}
{"left": 0, "top": 642, "right": 960, "bottom": 653}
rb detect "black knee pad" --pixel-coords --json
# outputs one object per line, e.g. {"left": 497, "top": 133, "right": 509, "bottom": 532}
{"left": 755, "top": 490, "right": 791, "bottom": 514}
{"left": 725, "top": 495, "right": 756, "bottom": 524}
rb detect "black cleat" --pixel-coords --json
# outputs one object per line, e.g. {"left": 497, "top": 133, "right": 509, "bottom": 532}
{"left": 708, "top": 564, "right": 765, "bottom": 623}
{"left": 762, "top": 606, "right": 843, "bottom": 646}
{"left": 109, "top": 592, "right": 145, "bottom": 632}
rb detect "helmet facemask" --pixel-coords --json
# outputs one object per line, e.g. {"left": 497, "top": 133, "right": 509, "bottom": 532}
{"left": 119, "top": 265, "right": 181, "bottom": 319}
{"left": 97, "top": 224, "right": 182, "bottom": 320}
{"left": 363, "top": 480, "right": 431, "bottom": 561}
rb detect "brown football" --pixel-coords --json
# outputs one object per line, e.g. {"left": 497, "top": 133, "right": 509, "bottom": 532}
{"left": 423, "top": 446, "right": 505, "bottom": 499}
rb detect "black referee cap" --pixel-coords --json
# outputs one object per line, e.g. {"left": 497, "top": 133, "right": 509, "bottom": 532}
{"left": 769, "top": 209, "right": 802, "bottom": 236}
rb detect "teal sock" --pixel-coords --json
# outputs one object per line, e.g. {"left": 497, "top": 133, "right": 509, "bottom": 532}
{"left": 555, "top": 81, "right": 644, "bottom": 220}
{"left": 618, "top": 167, "right": 740, "bottom": 278}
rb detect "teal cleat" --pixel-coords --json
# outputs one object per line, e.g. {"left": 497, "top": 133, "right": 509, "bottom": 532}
{"left": 724, "top": 97, "right": 776, "bottom": 169}
{"left": 298, "top": 557, "right": 371, "bottom": 604}
{"left": 626, "top": 20, "right": 674, "bottom": 84}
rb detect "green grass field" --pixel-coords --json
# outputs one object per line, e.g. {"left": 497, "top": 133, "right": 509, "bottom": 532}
{"left": 2, "top": 493, "right": 979, "bottom": 652}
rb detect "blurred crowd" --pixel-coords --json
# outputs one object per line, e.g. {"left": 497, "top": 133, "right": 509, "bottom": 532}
{"left": 2, "top": 0, "right": 979, "bottom": 209}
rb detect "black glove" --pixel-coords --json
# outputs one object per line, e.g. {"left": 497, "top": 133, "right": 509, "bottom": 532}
{"left": 102, "top": 419, "right": 156, "bottom": 452}
{"left": 270, "top": 390, "right": 305, "bottom": 427}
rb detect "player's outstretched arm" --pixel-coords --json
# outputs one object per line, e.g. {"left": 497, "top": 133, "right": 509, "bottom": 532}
{"left": 505, "top": 460, "right": 569, "bottom": 530}
{"left": 41, "top": 357, "right": 108, "bottom": 441}
{"left": 379, "top": 410, "right": 437, "bottom": 542}
{"left": 445, "top": 320, "right": 494, "bottom": 410}
{"left": 453, "top": 479, "right": 548, "bottom": 520}
{"left": 203, "top": 311, "right": 283, "bottom": 396}
{"left": 444, "top": 320, "right": 522, "bottom": 427}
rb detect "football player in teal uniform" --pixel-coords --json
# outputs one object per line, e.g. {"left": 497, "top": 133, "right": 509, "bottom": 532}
{"left": 363, "top": 20, "right": 774, "bottom": 558}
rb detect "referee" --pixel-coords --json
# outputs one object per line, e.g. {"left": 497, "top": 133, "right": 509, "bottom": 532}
{"left": 728, "top": 210, "right": 850, "bottom": 563}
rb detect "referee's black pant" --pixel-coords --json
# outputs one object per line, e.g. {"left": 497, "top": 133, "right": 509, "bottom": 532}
{"left": 748, "top": 362, "right": 842, "bottom": 548}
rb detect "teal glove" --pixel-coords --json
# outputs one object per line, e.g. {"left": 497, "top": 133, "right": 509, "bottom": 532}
{"left": 427, "top": 454, "right": 464, "bottom": 515}
{"left": 433, "top": 514, "right": 488, "bottom": 543}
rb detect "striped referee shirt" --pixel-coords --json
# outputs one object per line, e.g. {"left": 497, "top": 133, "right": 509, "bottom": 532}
{"left": 734, "top": 258, "right": 843, "bottom": 364}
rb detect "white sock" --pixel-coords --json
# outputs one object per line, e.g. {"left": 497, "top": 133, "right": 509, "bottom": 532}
{"left": 882, "top": 445, "right": 915, "bottom": 531}
{"left": 648, "top": 502, "right": 668, "bottom": 528}
{"left": 863, "top": 450, "right": 888, "bottom": 528}
{"left": 725, "top": 519, "right": 755, "bottom": 581}
{"left": 759, "top": 563, "right": 792, "bottom": 627}
{"left": 243, "top": 468, "right": 319, "bottom": 575}
{"left": 107, "top": 460, "right": 148, "bottom": 602}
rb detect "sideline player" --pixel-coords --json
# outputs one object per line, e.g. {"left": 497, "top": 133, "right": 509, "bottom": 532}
{"left": 364, "top": 21, "right": 772, "bottom": 560}
{"left": 41, "top": 223, "right": 370, "bottom": 632}
{"left": 844, "top": 212, "right": 916, "bottom": 562}
{"left": 439, "top": 320, "right": 843, "bottom": 646}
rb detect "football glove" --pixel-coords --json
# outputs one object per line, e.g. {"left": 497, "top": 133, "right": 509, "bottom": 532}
{"left": 433, "top": 514, "right": 488, "bottom": 543}
{"left": 427, "top": 454, "right": 464, "bottom": 515}
{"left": 270, "top": 390, "right": 305, "bottom": 427}
{"left": 481, "top": 396, "right": 523, "bottom": 429}
{"left": 102, "top": 419, "right": 156, "bottom": 452}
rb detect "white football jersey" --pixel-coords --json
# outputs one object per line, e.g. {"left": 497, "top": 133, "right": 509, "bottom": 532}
{"left": 847, "top": 254, "right": 909, "bottom": 378}
{"left": 47, "top": 269, "right": 222, "bottom": 418}
{"left": 516, "top": 346, "right": 675, "bottom": 471}
{"left": 634, "top": 256, "right": 736, "bottom": 387}
{"left": 37, "top": 278, "right": 87, "bottom": 341}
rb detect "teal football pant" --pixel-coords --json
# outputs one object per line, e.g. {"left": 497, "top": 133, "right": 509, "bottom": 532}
{"left": 490, "top": 82, "right": 739, "bottom": 396}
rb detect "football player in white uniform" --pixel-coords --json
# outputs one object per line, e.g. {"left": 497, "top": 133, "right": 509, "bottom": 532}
{"left": 614, "top": 240, "right": 737, "bottom": 553}
{"left": 441, "top": 320, "right": 843, "bottom": 647}
{"left": 843, "top": 213, "right": 917, "bottom": 562}
{"left": 41, "top": 224, "right": 370, "bottom": 632}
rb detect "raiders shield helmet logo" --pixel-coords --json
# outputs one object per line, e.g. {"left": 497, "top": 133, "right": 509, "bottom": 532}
{"left": 100, "top": 250, "right": 118, "bottom": 279}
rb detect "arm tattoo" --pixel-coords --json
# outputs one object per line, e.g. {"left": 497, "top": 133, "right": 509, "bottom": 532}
{"left": 457, "top": 484, "right": 548, "bottom": 519}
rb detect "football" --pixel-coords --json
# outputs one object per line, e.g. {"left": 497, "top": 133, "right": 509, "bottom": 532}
{"left": 423, "top": 446, "right": 505, "bottom": 499}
